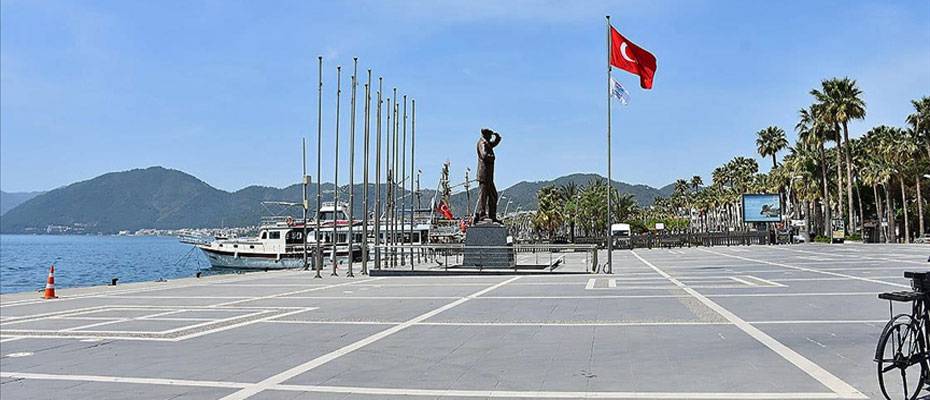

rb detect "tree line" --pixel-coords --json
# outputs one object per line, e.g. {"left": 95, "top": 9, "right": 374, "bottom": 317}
{"left": 525, "top": 78, "right": 928, "bottom": 243}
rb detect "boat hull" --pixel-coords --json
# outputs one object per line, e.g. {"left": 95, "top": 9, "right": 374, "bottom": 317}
{"left": 198, "top": 246, "right": 362, "bottom": 270}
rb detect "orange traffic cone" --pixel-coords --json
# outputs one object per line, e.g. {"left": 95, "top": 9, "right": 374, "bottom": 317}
{"left": 42, "top": 264, "right": 58, "bottom": 299}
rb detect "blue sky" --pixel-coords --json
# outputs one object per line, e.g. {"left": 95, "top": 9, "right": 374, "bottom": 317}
{"left": 2, "top": 0, "right": 928, "bottom": 193}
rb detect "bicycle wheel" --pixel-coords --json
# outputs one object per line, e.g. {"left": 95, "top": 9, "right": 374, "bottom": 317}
{"left": 877, "top": 320, "right": 927, "bottom": 400}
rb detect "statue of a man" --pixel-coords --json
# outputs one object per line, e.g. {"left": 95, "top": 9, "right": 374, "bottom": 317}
{"left": 475, "top": 128, "right": 502, "bottom": 223}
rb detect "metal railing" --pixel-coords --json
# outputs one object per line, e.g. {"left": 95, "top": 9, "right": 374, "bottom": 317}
{"left": 372, "top": 243, "right": 598, "bottom": 273}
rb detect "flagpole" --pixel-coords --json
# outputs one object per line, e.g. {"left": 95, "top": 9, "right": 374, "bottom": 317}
{"left": 606, "top": 15, "right": 613, "bottom": 275}
{"left": 314, "top": 56, "right": 323, "bottom": 279}
{"left": 392, "top": 89, "right": 399, "bottom": 268}
{"left": 374, "top": 77, "right": 382, "bottom": 271}
{"left": 411, "top": 99, "right": 416, "bottom": 267}
{"left": 302, "top": 137, "right": 308, "bottom": 271}
{"left": 400, "top": 95, "right": 407, "bottom": 266}
{"left": 386, "top": 96, "right": 392, "bottom": 268}
{"left": 332, "top": 65, "right": 341, "bottom": 277}
{"left": 347, "top": 57, "right": 357, "bottom": 278}
{"left": 362, "top": 69, "right": 371, "bottom": 275}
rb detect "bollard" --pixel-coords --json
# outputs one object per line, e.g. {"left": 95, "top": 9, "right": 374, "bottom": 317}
{"left": 110, "top": 277, "right": 119, "bottom": 286}
{"left": 196, "top": 271, "right": 202, "bottom": 278}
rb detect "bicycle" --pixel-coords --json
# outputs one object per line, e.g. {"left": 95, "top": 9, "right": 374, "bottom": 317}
{"left": 876, "top": 271, "right": 930, "bottom": 400}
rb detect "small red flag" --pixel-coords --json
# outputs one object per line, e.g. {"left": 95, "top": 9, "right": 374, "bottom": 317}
{"left": 609, "top": 26, "right": 656, "bottom": 89}
{"left": 436, "top": 201, "right": 454, "bottom": 220}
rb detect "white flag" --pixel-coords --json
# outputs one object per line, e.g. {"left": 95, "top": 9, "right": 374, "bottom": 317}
{"left": 610, "top": 77, "right": 630, "bottom": 105}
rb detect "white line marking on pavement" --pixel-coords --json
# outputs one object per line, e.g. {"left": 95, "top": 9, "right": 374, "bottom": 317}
{"left": 728, "top": 277, "right": 757, "bottom": 287}
{"left": 631, "top": 250, "right": 866, "bottom": 399}
{"left": 266, "top": 320, "right": 400, "bottom": 325}
{"left": 750, "top": 320, "right": 886, "bottom": 325}
{"left": 210, "top": 278, "right": 382, "bottom": 307}
{"left": 218, "top": 277, "right": 522, "bottom": 400}
{"left": 0, "top": 271, "right": 307, "bottom": 308}
{"left": 0, "top": 371, "right": 852, "bottom": 399}
{"left": 743, "top": 275, "right": 787, "bottom": 287}
{"left": 699, "top": 248, "right": 909, "bottom": 289}
{"left": 608, "top": 278, "right": 617, "bottom": 288}
{"left": 585, "top": 278, "right": 596, "bottom": 290}
{"left": 271, "top": 383, "right": 849, "bottom": 399}
{"left": 171, "top": 308, "right": 312, "bottom": 341}
{"left": 773, "top": 246, "right": 929, "bottom": 265}
{"left": 0, "top": 371, "right": 249, "bottom": 389}
{"left": 284, "top": 296, "right": 460, "bottom": 300}
{"left": 706, "top": 292, "right": 879, "bottom": 298}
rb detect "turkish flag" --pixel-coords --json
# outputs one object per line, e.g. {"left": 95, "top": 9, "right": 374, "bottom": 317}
{"left": 610, "top": 26, "right": 656, "bottom": 89}
{"left": 436, "top": 201, "right": 454, "bottom": 220}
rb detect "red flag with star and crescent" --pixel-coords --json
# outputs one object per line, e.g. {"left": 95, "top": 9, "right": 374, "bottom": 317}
{"left": 436, "top": 200, "right": 454, "bottom": 220}
{"left": 609, "top": 26, "right": 656, "bottom": 89}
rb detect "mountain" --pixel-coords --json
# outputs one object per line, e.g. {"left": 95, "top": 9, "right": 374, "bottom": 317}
{"left": 1, "top": 190, "right": 44, "bottom": 215}
{"left": 0, "top": 167, "right": 673, "bottom": 234}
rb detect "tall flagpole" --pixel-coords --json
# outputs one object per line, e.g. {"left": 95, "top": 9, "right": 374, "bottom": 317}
{"left": 392, "top": 89, "right": 399, "bottom": 267}
{"left": 332, "top": 65, "right": 341, "bottom": 276}
{"left": 410, "top": 99, "right": 416, "bottom": 268}
{"left": 386, "top": 96, "right": 393, "bottom": 268}
{"left": 362, "top": 69, "right": 371, "bottom": 275}
{"left": 347, "top": 58, "right": 357, "bottom": 278}
{"left": 606, "top": 15, "right": 613, "bottom": 275}
{"left": 302, "top": 138, "right": 308, "bottom": 271}
{"left": 401, "top": 95, "right": 408, "bottom": 267}
{"left": 314, "top": 56, "right": 323, "bottom": 279}
{"left": 374, "top": 77, "right": 383, "bottom": 270}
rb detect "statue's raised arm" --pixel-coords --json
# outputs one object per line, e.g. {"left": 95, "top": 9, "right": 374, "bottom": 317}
{"left": 489, "top": 131, "right": 501, "bottom": 147}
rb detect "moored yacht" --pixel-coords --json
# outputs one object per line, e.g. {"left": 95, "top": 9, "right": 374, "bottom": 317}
{"left": 184, "top": 202, "right": 362, "bottom": 270}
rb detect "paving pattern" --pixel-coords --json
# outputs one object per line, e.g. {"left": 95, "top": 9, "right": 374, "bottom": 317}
{"left": 1, "top": 243, "right": 928, "bottom": 399}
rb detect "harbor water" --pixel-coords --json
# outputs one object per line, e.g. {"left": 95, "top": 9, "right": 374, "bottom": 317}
{"left": 0, "top": 235, "right": 211, "bottom": 294}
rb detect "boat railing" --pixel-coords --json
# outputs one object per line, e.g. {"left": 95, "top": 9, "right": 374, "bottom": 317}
{"left": 260, "top": 216, "right": 296, "bottom": 226}
{"left": 178, "top": 234, "right": 212, "bottom": 245}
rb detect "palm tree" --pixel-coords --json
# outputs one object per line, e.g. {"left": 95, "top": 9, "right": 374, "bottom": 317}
{"left": 755, "top": 126, "right": 789, "bottom": 169}
{"left": 534, "top": 186, "right": 564, "bottom": 241}
{"left": 879, "top": 126, "right": 917, "bottom": 242}
{"left": 559, "top": 182, "right": 579, "bottom": 243}
{"left": 690, "top": 176, "right": 703, "bottom": 191}
{"left": 689, "top": 176, "right": 704, "bottom": 230}
{"left": 861, "top": 128, "right": 893, "bottom": 242}
{"left": 906, "top": 97, "right": 930, "bottom": 237}
{"left": 812, "top": 78, "right": 866, "bottom": 233}
{"left": 906, "top": 96, "right": 930, "bottom": 160}
{"left": 797, "top": 106, "right": 833, "bottom": 236}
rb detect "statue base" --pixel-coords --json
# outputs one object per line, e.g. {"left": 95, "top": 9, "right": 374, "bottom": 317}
{"left": 461, "top": 221, "right": 513, "bottom": 268}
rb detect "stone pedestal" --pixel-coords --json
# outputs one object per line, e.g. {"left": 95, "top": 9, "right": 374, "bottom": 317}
{"left": 461, "top": 222, "right": 513, "bottom": 268}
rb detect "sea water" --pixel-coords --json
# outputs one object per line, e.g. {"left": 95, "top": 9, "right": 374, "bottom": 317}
{"left": 0, "top": 235, "right": 212, "bottom": 294}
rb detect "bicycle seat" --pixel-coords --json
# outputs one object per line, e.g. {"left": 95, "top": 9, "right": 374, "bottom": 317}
{"left": 879, "top": 291, "right": 924, "bottom": 302}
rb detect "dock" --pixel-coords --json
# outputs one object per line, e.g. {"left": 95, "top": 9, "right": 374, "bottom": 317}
{"left": 2, "top": 243, "right": 927, "bottom": 399}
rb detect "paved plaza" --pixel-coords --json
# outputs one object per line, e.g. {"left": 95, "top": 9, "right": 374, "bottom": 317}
{"left": 1, "top": 243, "right": 928, "bottom": 399}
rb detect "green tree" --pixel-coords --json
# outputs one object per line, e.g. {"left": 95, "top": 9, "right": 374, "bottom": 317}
{"left": 797, "top": 106, "right": 834, "bottom": 236}
{"left": 755, "top": 126, "right": 789, "bottom": 169}
{"left": 559, "top": 182, "right": 580, "bottom": 243}
{"left": 534, "top": 185, "right": 564, "bottom": 241}
{"left": 812, "top": 77, "right": 866, "bottom": 232}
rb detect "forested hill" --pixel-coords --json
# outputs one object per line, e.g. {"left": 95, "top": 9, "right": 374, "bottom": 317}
{"left": 0, "top": 167, "right": 672, "bottom": 234}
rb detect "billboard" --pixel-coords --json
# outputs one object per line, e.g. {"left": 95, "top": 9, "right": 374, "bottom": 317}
{"left": 742, "top": 194, "right": 782, "bottom": 222}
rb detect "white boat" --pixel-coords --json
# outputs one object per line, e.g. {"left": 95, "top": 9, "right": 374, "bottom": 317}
{"left": 185, "top": 203, "right": 362, "bottom": 270}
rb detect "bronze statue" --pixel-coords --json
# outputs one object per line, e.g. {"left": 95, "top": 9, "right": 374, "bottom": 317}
{"left": 474, "top": 128, "right": 501, "bottom": 223}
